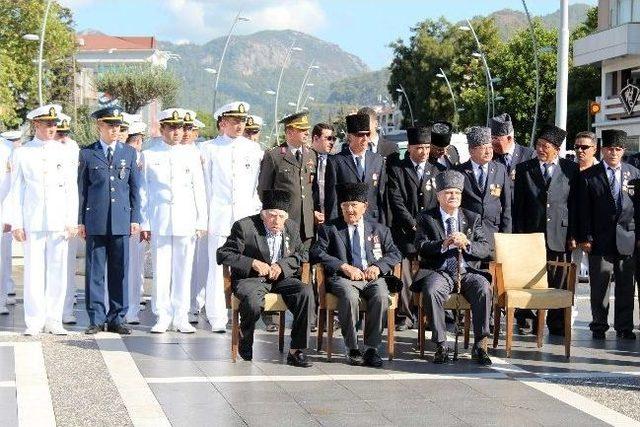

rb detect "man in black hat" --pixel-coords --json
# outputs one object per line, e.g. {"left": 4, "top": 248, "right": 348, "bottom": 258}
{"left": 78, "top": 105, "right": 142, "bottom": 335}
{"left": 217, "top": 190, "right": 314, "bottom": 366}
{"left": 578, "top": 129, "right": 639, "bottom": 340}
{"left": 311, "top": 182, "right": 401, "bottom": 367}
{"left": 456, "top": 126, "right": 511, "bottom": 254}
{"left": 428, "top": 120, "right": 459, "bottom": 171}
{"left": 357, "top": 107, "right": 398, "bottom": 158}
{"left": 411, "top": 170, "right": 493, "bottom": 365}
{"left": 490, "top": 113, "right": 536, "bottom": 181}
{"left": 387, "top": 126, "right": 439, "bottom": 330}
{"left": 513, "top": 124, "right": 579, "bottom": 335}
{"left": 324, "top": 114, "right": 387, "bottom": 224}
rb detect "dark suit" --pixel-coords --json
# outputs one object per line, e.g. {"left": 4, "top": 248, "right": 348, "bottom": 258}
{"left": 456, "top": 160, "right": 512, "bottom": 254}
{"left": 312, "top": 151, "right": 330, "bottom": 214}
{"left": 258, "top": 144, "right": 316, "bottom": 243}
{"left": 513, "top": 157, "right": 579, "bottom": 331}
{"left": 310, "top": 218, "right": 402, "bottom": 350}
{"left": 386, "top": 157, "right": 439, "bottom": 327}
{"left": 494, "top": 143, "right": 536, "bottom": 179}
{"left": 324, "top": 147, "right": 386, "bottom": 224}
{"left": 411, "top": 208, "right": 492, "bottom": 345}
{"left": 430, "top": 145, "right": 460, "bottom": 171}
{"left": 216, "top": 215, "right": 313, "bottom": 350}
{"left": 578, "top": 162, "right": 640, "bottom": 333}
{"left": 78, "top": 141, "right": 141, "bottom": 327}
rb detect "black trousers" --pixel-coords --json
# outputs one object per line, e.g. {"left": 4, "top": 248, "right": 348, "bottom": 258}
{"left": 395, "top": 256, "right": 417, "bottom": 327}
{"left": 414, "top": 270, "right": 492, "bottom": 345}
{"left": 590, "top": 255, "right": 635, "bottom": 333}
{"left": 234, "top": 277, "right": 312, "bottom": 350}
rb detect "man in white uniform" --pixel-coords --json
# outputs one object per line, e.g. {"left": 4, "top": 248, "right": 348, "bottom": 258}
{"left": 0, "top": 133, "right": 14, "bottom": 315}
{"left": 7, "top": 105, "right": 79, "bottom": 335}
{"left": 140, "top": 108, "right": 207, "bottom": 333}
{"left": 201, "top": 102, "right": 263, "bottom": 332}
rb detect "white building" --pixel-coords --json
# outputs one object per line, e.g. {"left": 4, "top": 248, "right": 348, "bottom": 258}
{"left": 574, "top": 0, "right": 640, "bottom": 150}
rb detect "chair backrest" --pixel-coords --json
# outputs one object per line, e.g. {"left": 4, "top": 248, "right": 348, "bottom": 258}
{"left": 494, "top": 233, "right": 548, "bottom": 290}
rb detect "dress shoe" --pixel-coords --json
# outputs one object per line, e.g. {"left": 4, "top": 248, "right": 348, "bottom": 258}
{"left": 175, "top": 322, "right": 196, "bottom": 334}
{"left": 125, "top": 317, "right": 140, "bottom": 325}
{"left": 188, "top": 312, "right": 199, "bottom": 324}
{"left": 62, "top": 315, "right": 77, "bottom": 325}
{"left": 433, "top": 345, "right": 450, "bottom": 364}
{"left": 616, "top": 330, "right": 636, "bottom": 340}
{"left": 107, "top": 324, "right": 131, "bottom": 335}
{"left": 472, "top": 339, "right": 492, "bottom": 366}
{"left": 7, "top": 292, "right": 16, "bottom": 297}
{"left": 211, "top": 327, "right": 226, "bottom": 333}
{"left": 310, "top": 325, "right": 318, "bottom": 333}
{"left": 287, "top": 350, "right": 312, "bottom": 367}
{"left": 348, "top": 349, "right": 364, "bottom": 366}
{"left": 592, "top": 330, "right": 606, "bottom": 340}
{"left": 239, "top": 339, "right": 253, "bottom": 361}
{"left": 45, "top": 323, "right": 68, "bottom": 335}
{"left": 85, "top": 324, "right": 104, "bottom": 335}
{"left": 363, "top": 348, "right": 383, "bottom": 368}
{"left": 265, "top": 323, "right": 278, "bottom": 332}
{"left": 24, "top": 327, "right": 42, "bottom": 336}
{"left": 150, "top": 321, "right": 170, "bottom": 334}
{"left": 516, "top": 318, "right": 533, "bottom": 335}
{"left": 0, "top": 305, "right": 9, "bottom": 315}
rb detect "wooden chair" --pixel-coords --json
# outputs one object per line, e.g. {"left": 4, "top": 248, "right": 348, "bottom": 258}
{"left": 490, "top": 233, "right": 576, "bottom": 358}
{"left": 411, "top": 260, "right": 472, "bottom": 358}
{"left": 223, "top": 263, "right": 311, "bottom": 362}
{"left": 314, "top": 264, "right": 400, "bottom": 361}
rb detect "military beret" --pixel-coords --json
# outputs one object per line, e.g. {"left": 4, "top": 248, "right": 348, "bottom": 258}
{"left": 280, "top": 111, "right": 310, "bottom": 130}
{"left": 431, "top": 120, "right": 453, "bottom": 147}
{"left": 466, "top": 126, "right": 491, "bottom": 148}
{"left": 537, "top": 124, "right": 567, "bottom": 148}
{"left": 91, "top": 105, "right": 124, "bottom": 124}
{"left": 27, "top": 104, "right": 63, "bottom": 121}
{"left": 338, "top": 182, "right": 369, "bottom": 204}
{"left": 262, "top": 189, "right": 292, "bottom": 213}
{"left": 435, "top": 170, "right": 465, "bottom": 192}
{"left": 489, "top": 113, "right": 513, "bottom": 136}
{"left": 407, "top": 126, "right": 431, "bottom": 145}
{"left": 345, "top": 114, "right": 370, "bottom": 134}
{"left": 601, "top": 129, "right": 627, "bottom": 148}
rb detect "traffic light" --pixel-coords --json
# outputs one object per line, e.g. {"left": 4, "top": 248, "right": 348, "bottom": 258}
{"left": 589, "top": 101, "right": 601, "bottom": 115}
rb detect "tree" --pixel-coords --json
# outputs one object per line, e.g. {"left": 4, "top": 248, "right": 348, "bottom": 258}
{"left": 95, "top": 65, "right": 180, "bottom": 113}
{"left": 194, "top": 109, "right": 217, "bottom": 140}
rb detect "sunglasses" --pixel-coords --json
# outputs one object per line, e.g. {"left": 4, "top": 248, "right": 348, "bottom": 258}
{"left": 324, "top": 136, "right": 336, "bottom": 141}
{"left": 574, "top": 144, "right": 594, "bottom": 151}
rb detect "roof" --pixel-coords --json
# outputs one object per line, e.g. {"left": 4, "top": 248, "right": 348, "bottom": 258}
{"left": 78, "top": 35, "right": 157, "bottom": 51}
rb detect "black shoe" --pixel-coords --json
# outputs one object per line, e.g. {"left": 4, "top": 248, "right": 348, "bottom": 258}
{"left": 310, "top": 325, "right": 318, "bottom": 333}
{"left": 239, "top": 348, "right": 253, "bottom": 361}
{"left": 348, "top": 349, "right": 364, "bottom": 366}
{"left": 287, "top": 350, "right": 312, "bottom": 367}
{"left": 472, "top": 345, "right": 492, "bottom": 366}
{"left": 363, "top": 348, "right": 383, "bottom": 368}
{"left": 592, "top": 330, "right": 606, "bottom": 340}
{"left": 516, "top": 318, "right": 533, "bottom": 335}
{"left": 616, "top": 330, "right": 636, "bottom": 340}
{"left": 433, "top": 345, "right": 450, "bottom": 364}
{"left": 107, "top": 324, "right": 131, "bottom": 335}
{"left": 239, "top": 335, "right": 253, "bottom": 361}
{"left": 85, "top": 324, "right": 104, "bottom": 335}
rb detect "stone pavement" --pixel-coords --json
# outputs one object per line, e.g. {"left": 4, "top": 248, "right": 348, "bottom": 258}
{"left": 0, "top": 270, "right": 639, "bottom": 426}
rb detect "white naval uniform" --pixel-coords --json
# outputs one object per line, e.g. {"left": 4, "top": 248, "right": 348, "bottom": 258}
{"left": 0, "top": 141, "right": 12, "bottom": 310}
{"left": 140, "top": 142, "right": 207, "bottom": 326}
{"left": 190, "top": 140, "right": 209, "bottom": 316}
{"left": 201, "top": 134, "right": 263, "bottom": 330}
{"left": 6, "top": 137, "right": 78, "bottom": 331}
{"left": 126, "top": 151, "right": 146, "bottom": 323}
{"left": 1, "top": 139, "right": 16, "bottom": 300}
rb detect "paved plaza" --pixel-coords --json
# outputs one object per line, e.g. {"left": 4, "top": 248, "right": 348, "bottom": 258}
{"left": 1, "top": 268, "right": 639, "bottom": 426}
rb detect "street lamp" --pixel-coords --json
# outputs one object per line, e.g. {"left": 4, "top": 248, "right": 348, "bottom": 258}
{"left": 460, "top": 19, "right": 495, "bottom": 125}
{"left": 204, "top": 68, "right": 217, "bottom": 118}
{"left": 22, "top": 34, "right": 39, "bottom": 41}
{"left": 22, "top": 0, "right": 54, "bottom": 106}
{"left": 287, "top": 102, "right": 297, "bottom": 107}
{"left": 301, "top": 95, "right": 315, "bottom": 110}
{"left": 265, "top": 90, "right": 276, "bottom": 95}
{"left": 295, "top": 61, "right": 320, "bottom": 110}
{"left": 212, "top": 11, "right": 250, "bottom": 115}
{"left": 435, "top": 68, "right": 460, "bottom": 128}
{"left": 522, "top": 0, "right": 541, "bottom": 147}
{"left": 395, "top": 85, "right": 415, "bottom": 126}
{"left": 272, "top": 41, "right": 303, "bottom": 140}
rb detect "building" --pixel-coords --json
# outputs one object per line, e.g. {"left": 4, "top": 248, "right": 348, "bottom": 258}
{"left": 574, "top": 0, "right": 640, "bottom": 150}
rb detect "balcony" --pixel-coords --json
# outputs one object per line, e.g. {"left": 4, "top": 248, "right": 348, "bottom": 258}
{"left": 574, "top": 23, "right": 640, "bottom": 66}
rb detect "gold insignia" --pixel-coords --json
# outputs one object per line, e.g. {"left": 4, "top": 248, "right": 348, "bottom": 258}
{"left": 61, "top": 120, "right": 68, "bottom": 128}
{"left": 113, "top": 108, "right": 120, "bottom": 117}
{"left": 247, "top": 117, "right": 254, "bottom": 126}
{"left": 184, "top": 112, "right": 192, "bottom": 121}
{"left": 172, "top": 110, "right": 179, "bottom": 120}
{"left": 490, "top": 184, "right": 502, "bottom": 197}
{"left": 238, "top": 103, "right": 246, "bottom": 113}
{"left": 49, "top": 107, "right": 56, "bottom": 118}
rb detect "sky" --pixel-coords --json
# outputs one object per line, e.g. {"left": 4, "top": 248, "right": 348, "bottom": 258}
{"left": 62, "top": 0, "right": 598, "bottom": 70}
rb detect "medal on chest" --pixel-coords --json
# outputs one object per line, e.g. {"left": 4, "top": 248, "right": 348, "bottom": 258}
{"left": 119, "top": 159, "right": 127, "bottom": 179}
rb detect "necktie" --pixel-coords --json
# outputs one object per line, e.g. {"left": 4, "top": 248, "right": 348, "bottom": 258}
{"left": 608, "top": 167, "right": 621, "bottom": 210}
{"left": 107, "top": 147, "right": 113, "bottom": 165}
{"left": 415, "top": 163, "right": 423, "bottom": 181}
{"left": 295, "top": 149, "right": 302, "bottom": 163}
{"left": 543, "top": 163, "right": 551, "bottom": 185}
{"left": 318, "top": 155, "right": 326, "bottom": 209}
{"left": 444, "top": 217, "right": 463, "bottom": 277}
{"left": 477, "top": 166, "right": 485, "bottom": 192}
{"left": 351, "top": 225, "right": 364, "bottom": 270}
{"left": 355, "top": 156, "right": 365, "bottom": 181}
{"left": 501, "top": 154, "right": 512, "bottom": 174}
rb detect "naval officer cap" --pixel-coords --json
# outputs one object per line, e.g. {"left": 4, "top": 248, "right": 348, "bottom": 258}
{"left": 406, "top": 126, "right": 431, "bottom": 146}
{"left": 262, "top": 189, "right": 292, "bottom": 213}
{"left": 338, "top": 182, "right": 369, "bottom": 204}
{"left": 537, "top": 124, "right": 567, "bottom": 148}
{"left": 0, "top": 130, "right": 22, "bottom": 141}
{"left": 27, "top": 104, "right": 63, "bottom": 121}
{"left": 489, "top": 113, "right": 514, "bottom": 137}
{"left": 280, "top": 111, "right": 310, "bottom": 131}
{"left": 128, "top": 121, "right": 147, "bottom": 136}
{"left": 158, "top": 108, "right": 185, "bottom": 125}
{"left": 345, "top": 114, "right": 370, "bottom": 135}
{"left": 91, "top": 105, "right": 124, "bottom": 124}
{"left": 56, "top": 113, "right": 72, "bottom": 133}
{"left": 245, "top": 115, "right": 264, "bottom": 131}
{"left": 435, "top": 170, "right": 465, "bottom": 192}
{"left": 214, "top": 101, "right": 250, "bottom": 120}
{"left": 601, "top": 129, "right": 627, "bottom": 148}
{"left": 183, "top": 110, "right": 196, "bottom": 125}
{"left": 431, "top": 120, "right": 453, "bottom": 147}
{"left": 193, "top": 119, "right": 206, "bottom": 130}
{"left": 466, "top": 126, "right": 491, "bottom": 148}
{"left": 120, "top": 112, "right": 141, "bottom": 129}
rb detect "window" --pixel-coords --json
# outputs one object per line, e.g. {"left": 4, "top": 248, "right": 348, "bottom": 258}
{"left": 612, "top": 0, "right": 640, "bottom": 25}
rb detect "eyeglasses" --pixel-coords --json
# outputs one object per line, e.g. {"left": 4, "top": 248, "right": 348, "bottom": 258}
{"left": 324, "top": 136, "right": 336, "bottom": 141}
{"left": 574, "top": 144, "right": 594, "bottom": 151}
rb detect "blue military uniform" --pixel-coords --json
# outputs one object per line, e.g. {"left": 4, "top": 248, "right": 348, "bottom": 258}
{"left": 78, "top": 106, "right": 141, "bottom": 331}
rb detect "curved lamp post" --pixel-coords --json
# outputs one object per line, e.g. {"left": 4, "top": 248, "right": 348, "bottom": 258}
{"left": 522, "top": 0, "right": 541, "bottom": 147}
{"left": 436, "top": 68, "right": 460, "bottom": 128}
{"left": 460, "top": 19, "right": 495, "bottom": 125}
{"left": 204, "top": 67, "right": 217, "bottom": 118}
{"left": 272, "top": 41, "right": 303, "bottom": 140}
{"left": 395, "top": 84, "right": 415, "bottom": 126}
{"left": 212, "top": 11, "right": 250, "bottom": 115}
{"left": 295, "top": 61, "right": 319, "bottom": 110}
{"left": 23, "top": 0, "right": 54, "bottom": 106}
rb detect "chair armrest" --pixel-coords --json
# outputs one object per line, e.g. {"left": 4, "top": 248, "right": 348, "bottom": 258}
{"left": 546, "top": 261, "right": 578, "bottom": 297}
{"left": 314, "top": 264, "right": 327, "bottom": 306}
{"left": 301, "top": 262, "right": 311, "bottom": 285}
{"left": 489, "top": 261, "right": 505, "bottom": 304}
{"left": 393, "top": 263, "right": 401, "bottom": 279}
{"left": 223, "top": 265, "right": 232, "bottom": 309}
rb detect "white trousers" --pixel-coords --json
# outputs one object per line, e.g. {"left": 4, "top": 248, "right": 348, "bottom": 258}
{"left": 190, "top": 235, "right": 208, "bottom": 314}
{"left": 23, "top": 231, "right": 68, "bottom": 330}
{"left": 151, "top": 235, "right": 196, "bottom": 325}
{"left": 205, "top": 234, "right": 229, "bottom": 330}
{"left": 126, "top": 235, "right": 146, "bottom": 321}
{"left": 1, "top": 232, "right": 15, "bottom": 303}
{"left": 62, "top": 237, "right": 79, "bottom": 318}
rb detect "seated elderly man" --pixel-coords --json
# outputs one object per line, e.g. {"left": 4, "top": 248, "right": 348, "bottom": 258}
{"left": 310, "top": 183, "right": 401, "bottom": 367}
{"left": 216, "top": 190, "right": 313, "bottom": 367}
{"left": 411, "top": 170, "right": 493, "bottom": 365}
